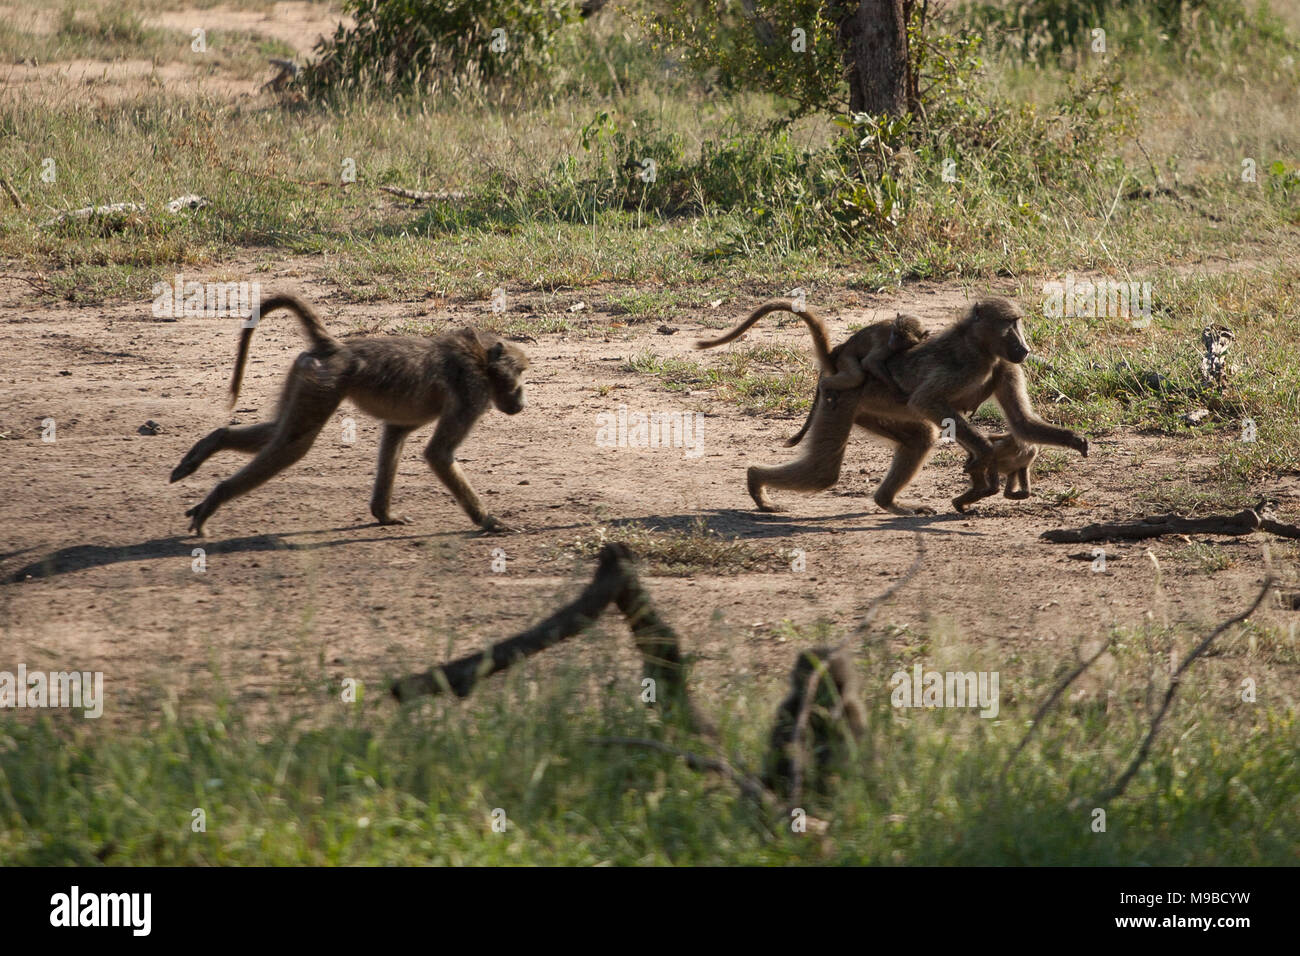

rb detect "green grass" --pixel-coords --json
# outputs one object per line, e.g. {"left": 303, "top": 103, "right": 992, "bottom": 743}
{"left": 2, "top": 620, "right": 1295, "bottom": 865}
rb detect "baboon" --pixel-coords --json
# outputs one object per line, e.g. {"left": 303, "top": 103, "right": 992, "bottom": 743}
{"left": 696, "top": 299, "right": 926, "bottom": 400}
{"left": 702, "top": 296, "right": 1088, "bottom": 515}
{"left": 170, "top": 294, "right": 529, "bottom": 536}
{"left": 695, "top": 300, "right": 929, "bottom": 445}
{"left": 951, "top": 433, "right": 1038, "bottom": 513}
{"left": 783, "top": 312, "right": 929, "bottom": 447}
{"left": 762, "top": 646, "right": 866, "bottom": 798}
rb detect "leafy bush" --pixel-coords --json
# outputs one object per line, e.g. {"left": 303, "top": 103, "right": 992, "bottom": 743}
{"left": 639, "top": 0, "right": 847, "bottom": 118}
{"left": 302, "top": 0, "right": 580, "bottom": 94}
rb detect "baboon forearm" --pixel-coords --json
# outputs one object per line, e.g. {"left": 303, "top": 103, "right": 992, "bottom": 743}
{"left": 1007, "top": 416, "right": 1081, "bottom": 450}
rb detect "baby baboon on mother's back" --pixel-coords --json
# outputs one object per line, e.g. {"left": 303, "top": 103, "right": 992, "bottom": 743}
{"left": 695, "top": 300, "right": 929, "bottom": 446}
{"left": 170, "top": 294, "right": 529, "bottom": 535}
{"left": 702, "top": 296, "right": 1088, "bottom": 515}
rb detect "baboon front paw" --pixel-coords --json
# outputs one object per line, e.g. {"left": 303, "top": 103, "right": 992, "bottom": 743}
{"left": 479, "top": 515, "right": 519, "bottom": 534}
{"left": 375, "top": 514, "right": 411, "bottom": 526}
{"left": 1074, "top": 437, "right": 1090, "bottom": 458}
{"left": 184, "top": 502, "right": 212, "bottom": 536}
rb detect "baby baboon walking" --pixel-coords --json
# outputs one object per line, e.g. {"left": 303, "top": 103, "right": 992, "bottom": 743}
{"left": 951, "top": 433, "right": 1038, "bottom": 513}
{"left": 170, "top": 294, "right": 529, "bottom": 535}
{"left": 702, "top": 296, "right": 1087, "bottom": 515}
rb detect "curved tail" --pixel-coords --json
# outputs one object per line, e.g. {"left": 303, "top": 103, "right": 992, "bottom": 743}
{"left": 229, "top": 294, "right": 338, "bottom": 406}
{"left": 695, "top": 299, "right": 835, "bottom": 375}
{"left": 784, "top": 387, "right": 821, "bottom": 447}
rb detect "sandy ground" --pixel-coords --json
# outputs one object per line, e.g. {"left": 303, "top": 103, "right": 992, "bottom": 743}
{"left": 1, "top": 2, "right": 1296, "bottom": 724}
{"left": 1, "top": 265, "right": 1295, "bottom": 721}
{"left": 0, "top": 1, "right": 347, "bottom": 102}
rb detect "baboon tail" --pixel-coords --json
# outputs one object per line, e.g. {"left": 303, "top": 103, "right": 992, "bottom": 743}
{"left": 785, "top": 387, "right": 820, "bottom": 447}
{"left": 696, "top": 299, "right": 835, "bottom": 374}
{"left": 228, "top": 294, "right": 338, "bottom": 406}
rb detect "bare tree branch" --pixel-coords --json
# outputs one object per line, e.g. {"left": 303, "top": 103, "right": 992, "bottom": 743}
{"left": 1095, "top": 575, "right": 1275, "bottom": 803}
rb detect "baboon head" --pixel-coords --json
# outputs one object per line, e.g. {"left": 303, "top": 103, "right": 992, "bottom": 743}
{"left": 970, "top": 297, "right": 1030, "bottom": 364}
{"left": 889, "top": 313, "right": 929, "bottom": 351}
{"left": 486, "top": 340, "right": 529, "bottom": 415}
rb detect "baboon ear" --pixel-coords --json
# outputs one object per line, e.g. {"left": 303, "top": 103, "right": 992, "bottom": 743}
{"left": 489, "top": 341, "right": 504, "bottom": 360}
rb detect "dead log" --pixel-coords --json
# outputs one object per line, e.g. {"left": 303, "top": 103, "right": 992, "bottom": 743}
{"left": 378, "top": 185, "right": 466, "bottom": 203}
{"left": 390, "top": 544, "right": 627, "bottom": 701}
{"left": 762, "top": 646, "right": 866, "bottom": 803}
{"left": 1041, "top": 509, "right": 1261, "bottom": 543}
{"left": 390, "top": 542, "right": 706, "bottom": 728}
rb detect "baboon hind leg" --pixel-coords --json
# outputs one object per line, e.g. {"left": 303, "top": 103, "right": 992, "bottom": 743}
{"left": 170, "top": 422, "right": 277, "bottom": 483}
{"left": 184, "top": 369, "right": 342, "bottom": 535}
{"left": 371, "top": 423, "right": 416, "bottom": 525}
{"left": 747, "top": 388, "right": 860, "bottom": 511}
{"left": 1004, "top": 467, "right": 1031, "bottom": 499}
{"left": 855, "top": 413, "right": 938, "bottom": 516}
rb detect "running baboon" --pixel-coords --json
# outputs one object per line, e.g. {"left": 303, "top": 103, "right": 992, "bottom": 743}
{"left": 170, "top": 294, "right": 529, "bottom": 536}
{"left": 703, "top": 296, "right": 1087, "bottom": 515}
{"left": 951, "top": 433, "right": 1038, "bottom": 513}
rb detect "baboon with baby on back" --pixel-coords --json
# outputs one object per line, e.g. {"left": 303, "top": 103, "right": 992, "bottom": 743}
{"left": 698, "top": 296, "right": 1087, "bottom": 515}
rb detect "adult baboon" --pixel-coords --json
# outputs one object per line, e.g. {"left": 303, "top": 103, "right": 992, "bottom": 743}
{"left": 171, "top": 294, "right": 529, "bottom": 535}
{"left": 703, "top": 297, "right": 1087, "bottom": 515}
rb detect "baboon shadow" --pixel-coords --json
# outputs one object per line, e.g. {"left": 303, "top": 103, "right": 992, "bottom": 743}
{"left": 3, "top": 525, "right": 461, "bottom": 583}
{"left": 632, "top": 508, "right": 980, "bottom": 542}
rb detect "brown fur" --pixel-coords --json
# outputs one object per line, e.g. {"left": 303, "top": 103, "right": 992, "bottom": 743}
{"left": 701, "top": 296, "right": 1088, "bottom": 516}
{"left": 951, "top": 432, "right": 1038, "bottom": 513}
{"left": 785, "top": 312, "right": 928, "bottom": 447}
{"left": 170, "top": 294, "right": 529, "bottom": 535}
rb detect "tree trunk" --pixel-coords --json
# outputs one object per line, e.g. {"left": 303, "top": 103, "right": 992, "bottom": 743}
{"left": 830, "top": 0, "right": 908, "bottom": 116}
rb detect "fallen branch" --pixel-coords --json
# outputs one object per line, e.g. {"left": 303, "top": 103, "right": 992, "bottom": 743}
{"left": 39, "top": 202, "right": 146, "bottom": 229}
{"left": 0, "top": 178, "right": 25, "bottom": 210}
{"left": 390, "top": 544, "right": 628, "bottom": 701}
{"left": 1042, "top": 509, "right": 1261, "bottom": 543}
{"left": 38, "top": 195, "right": 210, "bottom": 229}
{"left": 1095, "top": 575, "right": 1275, "bottom": 803}
{"left": 0, "top": 273, "right": 57, "bottom": 297}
